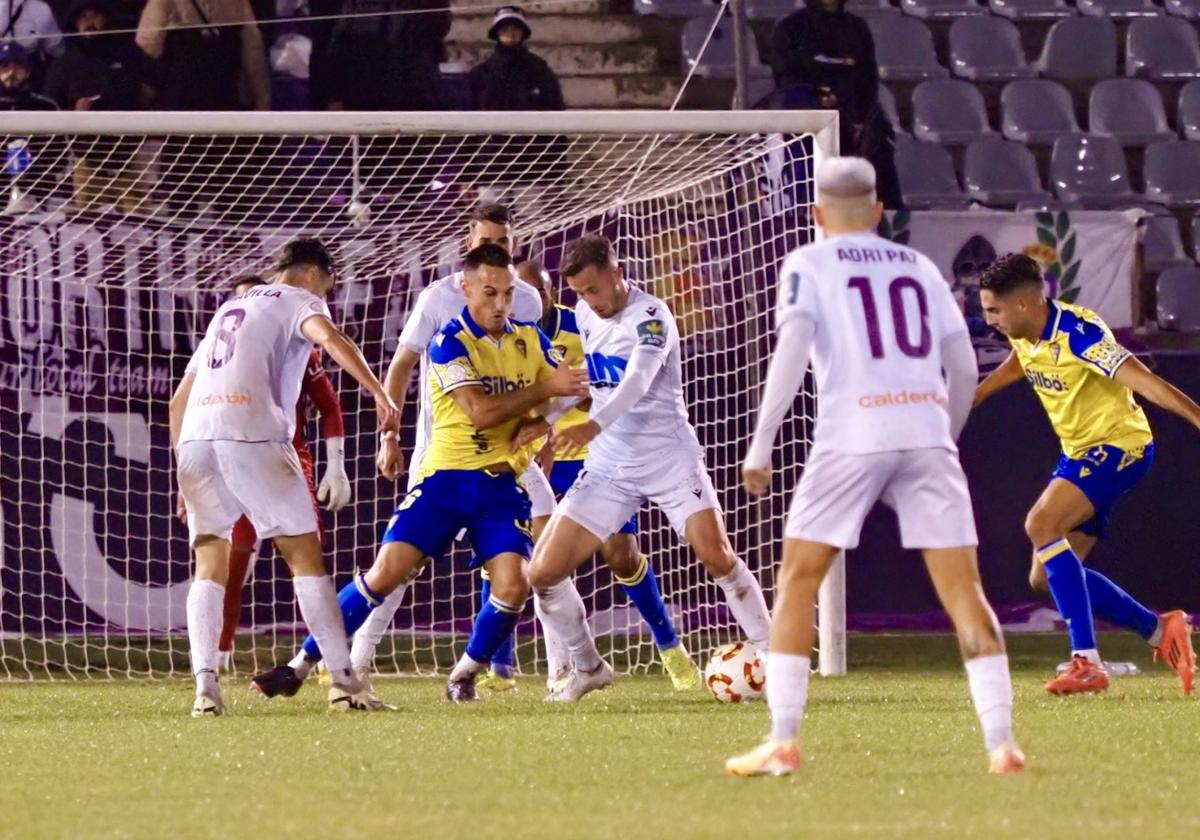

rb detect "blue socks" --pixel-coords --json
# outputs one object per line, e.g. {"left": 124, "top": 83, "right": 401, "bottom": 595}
{"left": 300, "top": 574, "right": 383, "bottom": 661}
{"left": 466, "top": 593, "right": 523, "bottom": 665}
{"left": 617, "top": 556, "right": 680, "bottom": 651}
{"left": 1084, "top": 568, "right": 1159, "bottom": 641}
{"left": 481, "top": 576, "right": 516, "bottom": 676}
{"left": 1039, "top": 539, "right": 1098, "bottom": 655}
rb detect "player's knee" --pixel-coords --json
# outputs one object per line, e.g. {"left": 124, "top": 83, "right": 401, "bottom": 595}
{"left": 525, "top": 560, "right": 558, "bottom": 591}
{"left": 602, "top": 538, "right": 640, "bottom": 578}
{"left": 696, "top": 542, "right": 737, "bottom": 578}
{"left": 1023, "top": 508, "right": 1061, "bottom": 547}
{"left": 489, "top": 576, "right": 529, "bottom": 610}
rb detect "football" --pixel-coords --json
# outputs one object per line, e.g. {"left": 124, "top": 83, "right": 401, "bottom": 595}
{"left": 704, "top": 642, "right": 765, "bottom": 703}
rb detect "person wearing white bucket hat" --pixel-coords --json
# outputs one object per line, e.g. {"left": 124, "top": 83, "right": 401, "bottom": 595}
{"left": 468, "top": 5, "right": 563, "bottom": 110}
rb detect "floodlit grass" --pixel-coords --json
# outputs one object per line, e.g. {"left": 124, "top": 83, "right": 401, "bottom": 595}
{"left": 1, "top": 633, "right": 1196, "bottom": 839}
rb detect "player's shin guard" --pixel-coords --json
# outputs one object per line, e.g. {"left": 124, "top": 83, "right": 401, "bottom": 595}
{"left": 187, "top": 579, "right": 225, "bottom": 682}
{"left": 299, "top": 574, "right": 383, "bottom": 662}
{"left": 295, "top": 575, "right": 369, "bottom": 687}
{"left": 535, "top": 578, "right": 603, "bottom": 673}
{"left": 715, "top": 559, "right": 772, "bottom": 652}
{"left": 617, "top": 555, "right": 680, "bottom": 651}
{"left": 455, "top": 595, "right": 524, "bottom": 681}
{"left": 349, "top": 581, "right": 411, "bottom": 671}
{"left": 1084, "top": 568, "right": 1159, "bottom": 641}
{"left": 480, "top": 577, "right": 515, "bottom": 674}
{"left": 1039, "top": 539, "right": 1099, "bottom": 659}
{"left": 766, "top": 653, "right": 811, "bottom": 743}
{"left": 964, "top": 654, "right": 1014, "bottom": 752}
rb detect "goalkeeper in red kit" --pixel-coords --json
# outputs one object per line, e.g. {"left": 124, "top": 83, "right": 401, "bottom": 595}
{"left": 177, "top": 274, "right": 352, "bottom": 669}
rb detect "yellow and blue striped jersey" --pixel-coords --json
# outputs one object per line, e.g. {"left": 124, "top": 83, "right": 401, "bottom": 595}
{"left": 543, "top": 303, "right": 591, "bottom": 460}
{"left": 423, "top": 307, "right": 558, "bottom": 475}
{"left": 1009, "top": 300, "right": 1152, "bottom": 459}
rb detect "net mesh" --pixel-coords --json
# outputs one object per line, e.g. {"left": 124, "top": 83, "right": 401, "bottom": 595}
{"left": 0, "top": 123, "right": 820, "bottom": 679}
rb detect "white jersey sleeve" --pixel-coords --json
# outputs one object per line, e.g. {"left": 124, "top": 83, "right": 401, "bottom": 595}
{"left": 786, "top": 232, "right": 959, "bottom": 455}
{"left": 179, "top": 284, "right": 329, "bottom": 444}
{"left": 512, "top": 277, "right": 543, "bottom": 322}
{"left": 398, "top": 285, "right": 444, "bottom": 354}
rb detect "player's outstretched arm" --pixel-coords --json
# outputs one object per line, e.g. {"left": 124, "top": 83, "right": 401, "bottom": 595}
{"left": 742, "top": 316, "right": 815, "bottom": 496}
{"left": 300, "top": 315, "right": 399, "bottom": 433}
{"left": 452, "top": 362, "right": 588, "bottom": 430}
{"left": 1114, "top": 356, "right": 1200, "bottom": 433}
{"left": 972, "top": 350, "right": 1023, "bottom": 408}
{"left": 942, "top": 330, "right": 979, "bottom": 441}
{"left": 376, "top": 345, "right": 421, "bottom": 480}
{"left": 554, "top": 347, "right": 666, "bottom": 458}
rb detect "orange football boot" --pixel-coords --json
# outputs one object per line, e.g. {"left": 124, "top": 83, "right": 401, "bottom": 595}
{"left": 1152, "top": 610, "right": 1196, "bottom": 696}
{"left": 1044, "top": 655, "right": 1109, "bottom": 695}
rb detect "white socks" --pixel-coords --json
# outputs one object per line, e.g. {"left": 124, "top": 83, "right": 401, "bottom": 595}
{"left": 964, "top": 654, "right": 1015, "bottom": 752}
{"left": 1074, "top": 648, "right": 1102, "bottom": 665}
{"left": 715, "top": 559, "right": 772, "bottom": 652}
{"left": 350, "top": 582, "right": 411, "bottom": 670}
{"left": 288, "top": 650, "right": 313, "bottom": 679}
{"left": 187, "top": 579, "right": 225, "bottom": 689}
{"left": 449, "top": 653, "right": 487, "bottom": 683}
{"left": 536, "top": 591, "right": 571, "bottom": 680}
{"left": 293, "top": 575, "right": 355, "bottom": 689}
{"left": 767, "top": 653, "right": 811, "bottom": 743}
{"left": 535, "top": 579, "right": 602, "bottom": 673}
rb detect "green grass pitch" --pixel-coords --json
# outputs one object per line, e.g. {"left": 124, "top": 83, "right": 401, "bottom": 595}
{"left": 1, "top": 633, "right": 1197, "bottom": 840}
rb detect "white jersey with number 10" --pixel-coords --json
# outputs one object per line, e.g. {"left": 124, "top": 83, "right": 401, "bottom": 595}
{"left": 778, "top": 231, "right": 969, "bottom": 455}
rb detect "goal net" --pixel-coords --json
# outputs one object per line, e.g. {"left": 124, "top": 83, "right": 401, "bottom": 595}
{"left": 0, "top": 111, "right": 842, "bottom": 680}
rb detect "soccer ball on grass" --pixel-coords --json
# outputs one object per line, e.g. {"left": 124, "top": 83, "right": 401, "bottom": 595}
{"left": 704, "top": 641, "right": 765, "bottom": 703}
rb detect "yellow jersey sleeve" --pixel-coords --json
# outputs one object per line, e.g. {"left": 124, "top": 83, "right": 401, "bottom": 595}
{"left": 547, "top": 305, "right": 592, "bottom": 458}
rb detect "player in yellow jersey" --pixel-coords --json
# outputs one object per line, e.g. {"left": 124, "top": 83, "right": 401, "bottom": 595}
{"left": 252, "top": 244, "right": 588, "bottom": 703}
{"left": 513, "top": 260, "right": 700, "bottom": 690}
{"left": 975, "top": 254, "right": 1197, "bottom": 695}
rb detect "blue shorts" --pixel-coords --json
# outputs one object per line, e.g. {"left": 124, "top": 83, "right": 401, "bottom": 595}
{"left": 1052, "top": 443, "right": 1155, "bottom": 538}
{"left": 382, "top": 470, "right": 533, "bottom": 564}
{"left": 549, "top": 459, "right": 637, "bottom": 535}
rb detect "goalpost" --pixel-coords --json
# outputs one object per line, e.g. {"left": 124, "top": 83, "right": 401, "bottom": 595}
{"left": 0, "top": 110, "right": 845, "bottom": 680}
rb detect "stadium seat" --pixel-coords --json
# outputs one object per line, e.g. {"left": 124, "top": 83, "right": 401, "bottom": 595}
{"left": 1165, "top": 0, "right": 1200, "bottom": 19}
{"left": 912, "top": 78, "right": 992, "bottom": 145}
{"left": 845, "top": 0, "right": 900, "bottom": 14}
{"left": 1089, "top": 79, "right": 1174, "bottom": 147}
{"left": 868, "top": 16, "right": 948, "bottom": 81}
{"left": 899, "top": 0, "right": 985, "bottom": 18}
{"left": 745, "top": 0, "right": 800, "bottom": 21}
{"left": 988, "top": 0, "right": 1072, "bottom": 19}
{"left": 1050, "top": 134, "right": 1137, "bottom": 208}
{"left": 1127, "top": 17, "right": 1200, "bottom": 80}
{"left": 1144, "top": 141, "right": 1200, "bottom": 206}
{"left": 1156, "top": 266, "right": 1200, "bottom": 331}
{"left": 1180, "top": 81, "right": 1200, "bottom": 139}
{"left": 634, "top": 0, "right": 714, "bottom": 16}
{"left": 1077, "top": 0, "right": 1159, "bottom": 16}
{"left": 895, "top": 136, "right": 971, "bottom": 208}
{"left": 963, "top": 136, "right": 1051, "bottom": 207}
{"left": 948, "top": 17, "right": 1035, "bottom": 81}
{"left": 745, "top": 76, "right": 776, "bottom": 107}
{"left": 681, "top": 17, "right": 771, "bottom": 79}
{"left": 1036, "top": 17, "right": 1117, "bottom": 82}
{"left": 1142, "top": 211, "right": 1194, "bottom": 273}
{"left": 878, "top": 83, "right": 907, "bottom": 136}
{"left": 1001, "top": 80, "right": 1080, "bottom": 146}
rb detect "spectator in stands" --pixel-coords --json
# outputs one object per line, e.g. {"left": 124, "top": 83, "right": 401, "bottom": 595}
{"left": 0, "top": 39, "right": 54, "bottom": 109}
{"left": 1, "top": 0, "right": 63, "bottom": 79}
{"left": 306, "top": 0, "right": 341, "bottom": 109}
{"left": 770, "top": 0, "right": 901, "bottom": 208}
{"left": 136, "top": 0, "right": 270, "bottom": 110}
{"left": 326, "top": 0, "right": 450, "bottom": 110}
{"left": 44, "top": 0, "right": 156, "bottom": 213}
{"left": 468, "top": 6, "right": 564, "bottom": 111}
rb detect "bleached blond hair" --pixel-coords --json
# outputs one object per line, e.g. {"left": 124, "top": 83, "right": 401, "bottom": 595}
{"left": 815, "top": 157, "right": 878, "bottom": 229}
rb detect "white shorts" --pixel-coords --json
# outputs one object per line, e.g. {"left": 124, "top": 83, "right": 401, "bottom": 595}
{"left": 521, "top": 461, "right": 557, "bottom": 520}
{"left": 556, "top": 448, "right": 721, "bottom": 541}
{"left": 786, "top": 447, "right": 978, "bottom": 550}
{"left": 177, "top": 440, "right": 319, "bottom": 546}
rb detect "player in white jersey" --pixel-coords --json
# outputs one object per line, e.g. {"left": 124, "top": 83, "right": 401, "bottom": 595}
{"left": 723, "top": 158, "right": 1023, "bottom": 777}
{"left": 169, "top": 239, "right": 398, "bottom": 716}
{"left": 523, "top": 234, "right": 773, "bottom": 702}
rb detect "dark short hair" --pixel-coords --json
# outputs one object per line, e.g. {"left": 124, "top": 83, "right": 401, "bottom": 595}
{"left": 464, "top": 242, "right": 514, "bottom": 272}
{"left": 275, "top": 238, "right": 336, "bottom": 280}
{"left": 516, "top": 258, "right": 546, "bottom": 276}
{"left": 561, "top": 234, "right": 616, "bottom": 279}
{"left": 230, "top": 274, "right": 265, "bottom": 293}
{"left": 979, "top": 253, "right": 1043, "bottom": 296}
{"left": 469, "top": 203, "right": 512, "bottom": 227}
